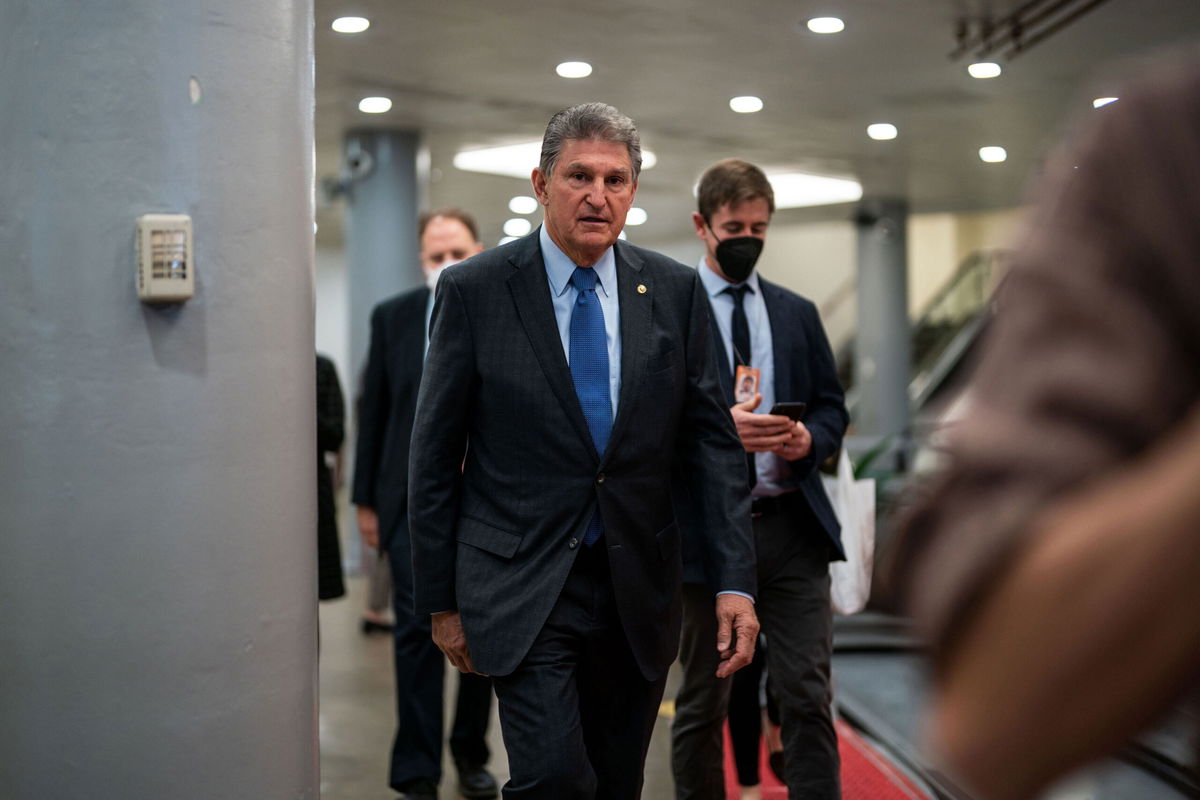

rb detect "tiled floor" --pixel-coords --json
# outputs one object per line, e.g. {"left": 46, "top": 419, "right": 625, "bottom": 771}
{"left": 318, "top": 576, "right": 682, "bottom": 799}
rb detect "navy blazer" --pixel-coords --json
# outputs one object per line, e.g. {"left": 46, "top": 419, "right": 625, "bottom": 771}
{"left": 407, "top": 230, "right": 754, "bottom": 680}
{"left": 352, "top": 286, "right": 428, "bottom": 549}
{"left": 678, "top": 273, "right": 849, "bottom": 589}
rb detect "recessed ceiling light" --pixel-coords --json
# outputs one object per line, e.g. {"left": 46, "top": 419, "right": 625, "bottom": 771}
{"left": 454, "top": 141, "right": 657, "bottom": 179}
{"left": 503, "top": 218, "right": 533, "bottom": 237}
{"left": 509, "top": 195, "right": 539, "bottom": 214}
{"left": 979, "top": 146, "right": 1007, "bottom": 163}
{"left": 867, "top": 123, "right": 898, "bottom": 141}
{"left": 619, "top": 231, "right": 628, "bottom": 240}
{"left": 807, "top": 17, "right": 845, "bottom": 34}
{"left": 626, "top": 208, "right": 648, "bottom": 226}
{"left": 968, "top": 62, "right": 1002, "bottom": 79}
{"left": 332, "top": 16, "right": 370, "bottom": 33}
{"left": 1093, "top": 96, "right": 1119, "bottom": 108}
{"left": 499, "top": 236, "right": 519, "bottom": 246}
{"left": 358, "top": 96, "right": 392, "bottom": 114}
{"left": 730, "top": 96, "right": 764, "bottom": 114}
{"left": 766, "top": 171, "right": 863, "bottom": 208}
{"left": 556, "top": 61, "right": 593, "bottom": 79}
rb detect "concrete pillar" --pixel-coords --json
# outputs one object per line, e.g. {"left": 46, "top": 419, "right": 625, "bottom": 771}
{"left": 854, "top": 198, "right": 911, "bottom": 461}
{"left": 0, "top": 2, "right": 317, "bottom": 798}
{"left": 343, "top": 130, "right": 426, "bottom": 386}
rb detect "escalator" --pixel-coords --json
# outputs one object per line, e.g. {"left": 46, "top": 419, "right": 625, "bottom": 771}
{"left": 839, "top": 249, "right": 1007, "bottom": 418}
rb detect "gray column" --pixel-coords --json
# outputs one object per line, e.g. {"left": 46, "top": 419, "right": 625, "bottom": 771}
{"left": 343, "top": 130, "right": 425, "bottom": 385}
{"left": 0, "top": 2, "right": 317, "bottom": 799}
{"left": 854, "top": 198, "right": 911, "bottom": 459}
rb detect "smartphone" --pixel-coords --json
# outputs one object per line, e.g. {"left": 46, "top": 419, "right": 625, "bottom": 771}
{"left": 769, "top": 401, "right": 807, "bottom": 420}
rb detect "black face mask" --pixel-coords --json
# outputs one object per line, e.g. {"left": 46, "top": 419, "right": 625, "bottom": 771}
{"left": 709, "top": 224, "right": 763, "bottom": 283}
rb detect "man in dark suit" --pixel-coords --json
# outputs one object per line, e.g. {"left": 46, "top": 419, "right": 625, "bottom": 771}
{"left": 671, "top": 159, "right": 848, "bottom": 800}
{"left": 353, "top": 208, "right": 497, "bottom": 800}
{"left": 408, "top": 103, "right": 760, "bottom": 799}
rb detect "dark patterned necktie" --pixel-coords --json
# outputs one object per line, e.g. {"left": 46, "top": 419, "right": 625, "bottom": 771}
{"left": 723, "top": 284, "right": 757, "bottom": 489}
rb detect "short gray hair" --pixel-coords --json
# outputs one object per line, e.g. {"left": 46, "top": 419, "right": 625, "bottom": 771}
{"left": 538, "top": 102, "right": 643, "bottom": 181}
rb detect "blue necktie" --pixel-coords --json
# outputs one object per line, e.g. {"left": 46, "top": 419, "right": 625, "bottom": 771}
{"left": 569, "top": 267, "right": 612, "bottom": 546}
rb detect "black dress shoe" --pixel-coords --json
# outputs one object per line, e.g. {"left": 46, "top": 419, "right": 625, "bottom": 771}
{"left": 395, "top": 777, "right": 437, "bottom": 800}
{"left": 361, "top": 617, "right": 394, "bottom": 635}
{"left": 456, "top": 762, "right": 498, "bottom": 799}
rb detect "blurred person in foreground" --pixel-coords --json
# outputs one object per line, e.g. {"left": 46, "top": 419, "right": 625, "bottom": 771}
{"left": 408, "top": 102, "right": 759, "bottom": 799}
{"left": 353, "top": 208, "right": 496, "bottom": 800}
{"left": 886, "top": 51, "right": 1200, "bottom": 800}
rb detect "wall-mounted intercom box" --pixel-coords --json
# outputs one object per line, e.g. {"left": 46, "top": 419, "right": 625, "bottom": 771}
{"left": 137, "top": 214, "right": 194, "bottom": 303}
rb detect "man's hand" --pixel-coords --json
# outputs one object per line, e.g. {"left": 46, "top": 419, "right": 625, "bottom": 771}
{"left": 356, "top": 506, "right": 380, "bottom": 550}
{"left": 731, "top": 394, "right": 794, "bottom": 453}
{"left": 432, "top": 611, "right": 483, "bottom": 675}
{"left": 714, "top": 594, "right": 760, "bottom": 678}
{"left": 776, "top": 420, "right": 813, "bottom": 461}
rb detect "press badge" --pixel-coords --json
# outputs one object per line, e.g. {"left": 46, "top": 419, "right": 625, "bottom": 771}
{"left": 734, "top": 365, "right": 761, "bottom": 403}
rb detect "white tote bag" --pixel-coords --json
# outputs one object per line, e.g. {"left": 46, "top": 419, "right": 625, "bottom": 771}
{"left": 826, "top": 451, "right": 876, "bottom": 615}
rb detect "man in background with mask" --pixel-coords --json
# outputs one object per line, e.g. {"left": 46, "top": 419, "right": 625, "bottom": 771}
{"left": 671, "top": 159, "right": 848, "bottom": 800}
{"left": 353, "top": 208, "right": 496, "bottom": 800}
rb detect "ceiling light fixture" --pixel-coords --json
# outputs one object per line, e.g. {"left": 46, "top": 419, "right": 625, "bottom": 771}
{"left": 499, "top": 236, "right": 519, "bottom": 246}
{"left": 867, "top": 123, "right": 898, "bottom": 141}
{"left": 766, "top": 171, "right": 862, "bottom": 208}
{"left": 509, "top": 196, "right": 539, "bottom": 214}
{"left": 1093, "top": 96, "right": 1119, "bottom": 108}
{"left": 626, "top": 208, "right": 648, "bottom": 226}
{"left": 358, "top": 96, "right": 392, "bottom": 114}
{"left": 332, "top": 16, "right": 370, "bottom": 33}
{"left": 807, "top": 17, "right": 845, "bottom": 34}
{"left": 979, "top": 146, "right": 1007, "bottom": 163}
{"left": 729, "top": 96, "right": 764, "bottom": 114}
{"left": 968, "top": 62, "right": 1002, "bottom": 79}
{"left": 503, "top": 218, "right": 533, "bottom": 237}
{"left": 555, "top": 61, "right": 593, "bottom": 79}
{"left": 454, "top": 141, "right": 657, "bottom": 179}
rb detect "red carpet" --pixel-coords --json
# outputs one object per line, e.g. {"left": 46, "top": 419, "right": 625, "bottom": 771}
{"left": 721, "top": 719, "right": 931, "bottom": 799}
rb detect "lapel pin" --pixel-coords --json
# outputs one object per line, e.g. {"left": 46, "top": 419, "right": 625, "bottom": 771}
{"left": 637, "top": 284, "right": 648, "bottom": 294}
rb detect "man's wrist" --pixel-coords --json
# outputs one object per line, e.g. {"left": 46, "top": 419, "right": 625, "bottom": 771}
{"left": 717, "top": 590, "right": 755, "bottom": 604}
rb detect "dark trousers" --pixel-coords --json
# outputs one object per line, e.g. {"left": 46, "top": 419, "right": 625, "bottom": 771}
{"left": 387, "top": 534, "right": 493, "bottom": 791}
{"left": 490, "top": 543, "right": 668, "bottom": 800}
{"left": 671, "top": 497, "right": 840, "bottom": 800}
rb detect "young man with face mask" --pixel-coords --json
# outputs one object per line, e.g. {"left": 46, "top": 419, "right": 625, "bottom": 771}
{"left": 671, "top": 159, "right": 849, "bottom": 800}
{"left": 353, "top": 208, "right": 496, "bottom": 800}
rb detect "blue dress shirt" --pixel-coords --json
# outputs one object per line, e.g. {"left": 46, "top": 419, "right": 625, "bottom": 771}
{"left": 541, "top": 225, "right": 622, "bottom": 415}
{"left": 697, "top": 259, "right": 793, "bottom": 498}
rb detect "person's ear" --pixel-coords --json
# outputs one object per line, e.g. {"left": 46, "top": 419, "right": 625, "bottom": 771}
{"left": 692, "top": 211, "right": 708, "bottom": 240}
{"left": 532, "top": 168, "right": 549, "bottom": 204}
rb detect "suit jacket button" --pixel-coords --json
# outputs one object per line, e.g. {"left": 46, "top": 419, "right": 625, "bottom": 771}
{"left": 568, "top": 537, "right": 579, "bottom": 549}
{"left": 596, "top": 473, "right": 606, "bottom": 485}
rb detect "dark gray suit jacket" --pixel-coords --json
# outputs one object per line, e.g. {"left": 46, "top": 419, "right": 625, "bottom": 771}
{"left": 678, "top": 275, "right": 849, "bottom": 588}
{"left": 352, "top": 286, "right": 428, "bottom": 550}
{"left": 408, "top": 230, "right": 754, "bottom": 680}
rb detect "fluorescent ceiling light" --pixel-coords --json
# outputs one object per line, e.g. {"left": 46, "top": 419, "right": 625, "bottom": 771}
{"left": 626, "top": 208, "right": 648, "bottom": 226}
{"left": 454, "top": 141, "right": 656, "bottom": 179}
{"left": 503, "top": 218, "right": 532, "bottom": 237}
{"left": 766, "top": 171, "right": 862, "bottom": 208}
{"left": 729, "top": 96, "right": 764, "bottom": 114}
{"left": 358, "top": 96, "right": 392, "bottom": 114}
{"left": 1093, "top": 96, "right": 1119, "bottom": 108}
{"left": 807, "top": 17, "right": 845, "bottom": 34}
{"left": 979, "top": 146, "right": 1007, "bottom": 163}
{"left": 509, "top": 195, "right": 539, "bottom": 214}
{"left": 556, "top": 61, "right": 592, "bottom": 79}
{"left": 332, "top": 16, "right": 370, "bottom": 33}
{"left": 867, "top": 123, "right": 898, "bottom": 141}
{"left": 968, "top": 62, "right": 1002, "bottom": 79}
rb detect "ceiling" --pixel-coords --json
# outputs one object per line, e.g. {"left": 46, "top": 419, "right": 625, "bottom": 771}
{"left": 313, "top": 0, "right": 1200, "bottom": 250}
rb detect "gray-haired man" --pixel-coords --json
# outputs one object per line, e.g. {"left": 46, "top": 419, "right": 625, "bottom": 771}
{"left": 408, "top": 103, "right": 760, "bottom": 798}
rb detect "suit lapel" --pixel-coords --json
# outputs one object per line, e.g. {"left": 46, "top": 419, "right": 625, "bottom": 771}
{"left": 759, "top": 278, "right": 794, "bottom": 400}
{"left": 605, "top": 242, "right": 650, "bottom": 461}
{"left": 505, "top": 234, "right": 599, "bottom": 459}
